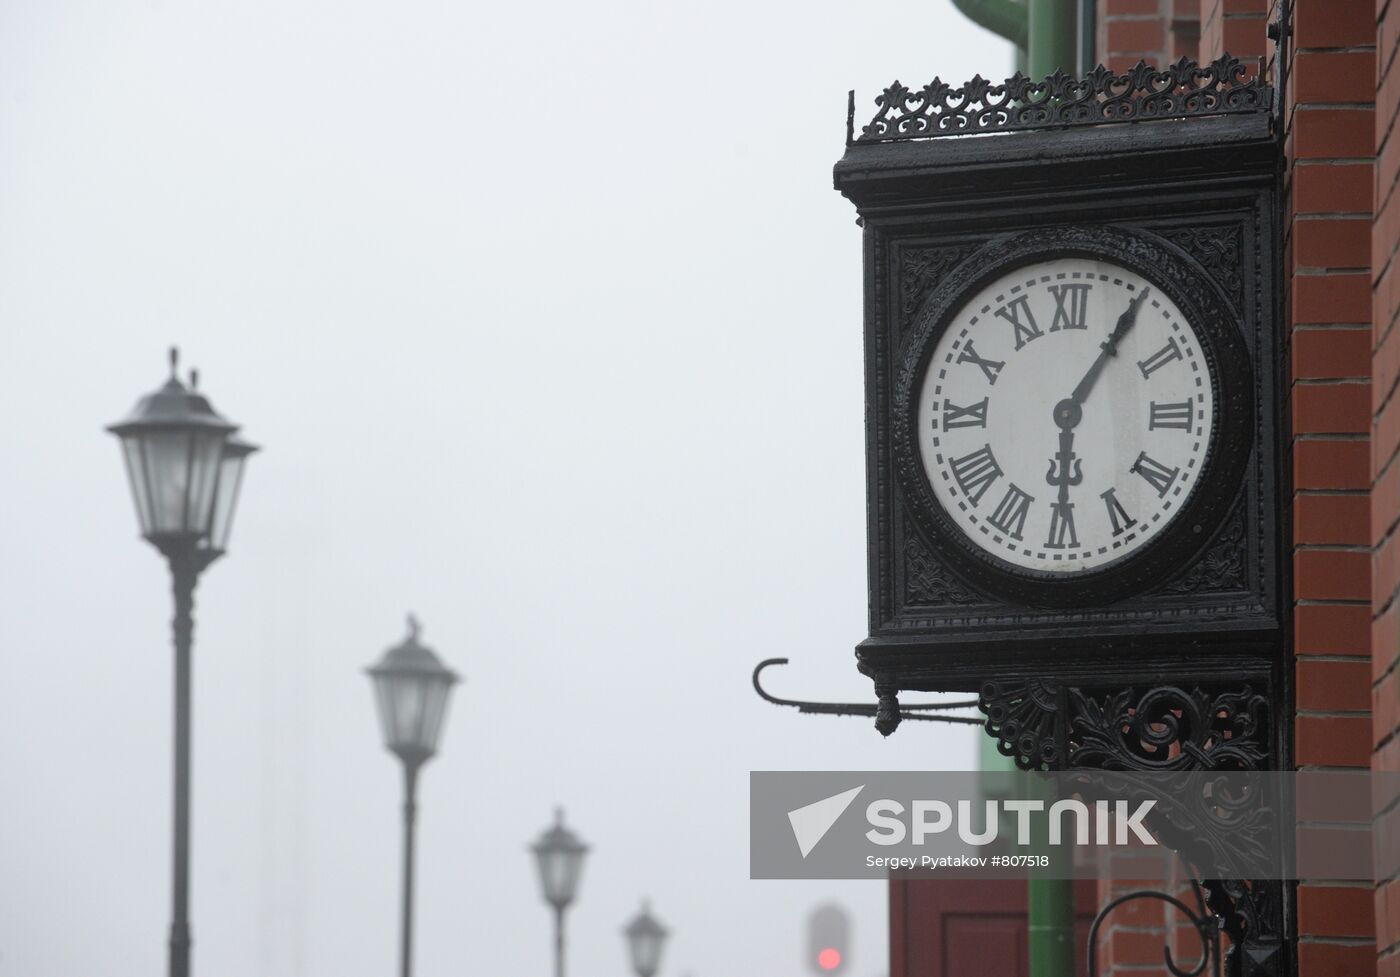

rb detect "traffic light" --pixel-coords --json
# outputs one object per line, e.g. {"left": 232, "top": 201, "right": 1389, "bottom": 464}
{"left": 806, "top": 903, "right": 850, "bottom": 975}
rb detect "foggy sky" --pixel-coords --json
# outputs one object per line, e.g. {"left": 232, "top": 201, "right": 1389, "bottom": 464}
{"left": 0, "top": 3, "right": 1002, "bottom": 975}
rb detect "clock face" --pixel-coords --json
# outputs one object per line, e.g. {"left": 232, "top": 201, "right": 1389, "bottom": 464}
{"left": 916, "top": 257, "right": 1216, "bottom": 574}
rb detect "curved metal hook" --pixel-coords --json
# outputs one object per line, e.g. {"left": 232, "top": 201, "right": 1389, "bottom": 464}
{"left": 752, "top": 658, "right": 983, "bottom": 724}
{"left": 1087, "top": 889, "right": 1220, "bottom": 977}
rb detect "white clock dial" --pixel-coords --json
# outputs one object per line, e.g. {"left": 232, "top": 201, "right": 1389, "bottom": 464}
{"left": 917, "top": 257, "right": 1215, "bottom": 574}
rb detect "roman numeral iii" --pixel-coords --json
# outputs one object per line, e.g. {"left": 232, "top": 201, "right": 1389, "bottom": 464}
{"left": 1048, "top": 283, "right": 1091, "bottom": 331}
{"left": 1130, "top": 451, "right": 1181, "bottom": 498}
{"left": 949, "top": 445, "right": 1003, "bottom": 507}
{"left": 957, "top": 340, "right": 1005, "bottom": 385}
{"left": 1149, "top": 400, "right": 1193, "bottom": 431}
{"left": 942, "top": 397, "right": 989, "bottom": 430}
{"left": 1137, "top": 337, "right": 1184, "bottom": 379}
{"left": 994, "top": 295, "right": 1044, "bottom": 351}
{"left": 987, "top": 484, "right": 1034, "bottom": 541}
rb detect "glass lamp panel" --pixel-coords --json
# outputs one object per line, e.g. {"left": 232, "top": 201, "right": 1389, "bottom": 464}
{"left": 416, "top": 677, "right": 453, "bottom": 754}
{"left": 184, "top": 430, "right": 226, "bottom": 535}
{"left": 630, "top": 931, "right": 665, "bottom": 977}
{"left": 119, "top": 436, "right": 155, "bottom": 534}
{"left": 375, "top": 673, "right": 428, "bottom": 752}
{"left": 208, "top": 449, "right": 248, "bottom": 552}
{"left": 138, "top": 429, "right": 226, "bottom": 535}
{"left": 536, "top": 846, "right": 585, "bottom": 907}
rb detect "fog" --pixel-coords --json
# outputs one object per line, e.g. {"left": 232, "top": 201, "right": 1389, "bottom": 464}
{"left": 0, "top": 2, "right": 1003, "bottom": 974}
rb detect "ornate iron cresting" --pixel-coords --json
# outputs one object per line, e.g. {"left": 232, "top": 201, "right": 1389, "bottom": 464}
{"left": 848, "top": 55, "right": 1270, "bottom": 145}
{"left": 751, "top": 658, "right": 982, "bottom": 727}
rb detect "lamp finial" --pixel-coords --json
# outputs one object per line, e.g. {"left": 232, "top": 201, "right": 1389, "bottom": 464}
{"left": 407, "top": 613, "right": 421, "bottom": 640}
{"left": 168, "top": 346, "right": 179, "bottom": 377}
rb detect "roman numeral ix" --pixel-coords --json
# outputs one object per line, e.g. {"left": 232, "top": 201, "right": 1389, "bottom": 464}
{"left": 994, "top": 295, "right": 1044, "bottom": 351}
{"left": 1048, "top": 283, "right": 1091, "bottom": 332}
{"left": 957, "top": 339, "right": 1005, "bottom": 385}
{"left": 987, "top": 484, "right": 1034, "bottom": 541}
{"left": 949, "top": 445, "right": 1003, "bottom": 507}
{"left": 1130, "top": 451, "right": 1181, "bottom": 498}
{"left": 942, "top": 397, "right": 989, "bottom": 430}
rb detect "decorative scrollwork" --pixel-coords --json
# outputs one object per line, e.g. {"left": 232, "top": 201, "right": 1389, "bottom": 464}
{"left": 900, "top": 246, "right": 975, "bottom": 334}
{"left": 1071, "top": 685, "right": 1269, "bottom": 772}
{"left": 1161, "top": 225, "right": 1245, "bottom": 313}
{"left": 1158, "top": 495, "right": 1248, "bottom": 596}
{"left": 904, "top": 533, "right": 983, "bottom": 606}
{"left": 977, "top": 682, "right": 1270, "bottom": 773}
{"left": 1202, "top": 879, "right": 1284, "bottom": 975}
{"left": 852, "top": 56, "right": 1270, "bottom": 145}
{"left": 980, "top": 680, "right": 1062, "bottom": 769}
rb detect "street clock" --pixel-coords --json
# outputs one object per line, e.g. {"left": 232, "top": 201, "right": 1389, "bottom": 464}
{"left": 834, "top": 59, "right": 1283, "bottom": 689}
{"left": 832, "top": 54, "right": 1289, "bottom": 974}
{"left": 895, "top": 227, "right": 1252, "bottom": 607}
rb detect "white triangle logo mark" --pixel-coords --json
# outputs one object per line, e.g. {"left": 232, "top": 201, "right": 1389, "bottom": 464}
{"left": 787, "top": 785, "right": 865, "bottom": 858}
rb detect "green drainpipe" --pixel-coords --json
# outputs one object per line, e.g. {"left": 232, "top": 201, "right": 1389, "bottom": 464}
{"left": 952, "top": 6, "right": 1081, "bottom": 973}
{"left": 950, "top": 0, "right": 1081, "bottom": 78}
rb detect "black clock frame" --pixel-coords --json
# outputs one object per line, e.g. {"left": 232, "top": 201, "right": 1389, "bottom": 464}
{"left": 835, "top": 86, "right": 1284, "bottom": 685}
{"left": 834, "top": 51, "right": 1293, "bottom": 977}
{"left": 892, "top": 223, "right": 1255, "bottom": 608}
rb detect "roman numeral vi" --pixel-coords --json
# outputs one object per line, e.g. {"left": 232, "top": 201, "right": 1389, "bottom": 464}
{"left": 1046, "top": 502, "right": 1078, "bottom": 549}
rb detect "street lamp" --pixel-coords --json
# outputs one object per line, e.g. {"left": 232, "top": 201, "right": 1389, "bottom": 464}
{"left": 624, "top": 900, "right": 669, "bottom": 977}
{"left": 107, "top": 348, "right": 257, "bottom": 977}
{"left": 531, "top": 808, "right": 589, "bottom": 977}
{"left": 367, "top": 615, "right": 459, "bottom": 977}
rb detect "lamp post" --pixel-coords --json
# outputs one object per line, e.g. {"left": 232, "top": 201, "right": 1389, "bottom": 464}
{"left": 531, "top": 808, "right": 589, "bottom": 977}
{"left": 107, "top": 348, "right": 257, "bottom": 977}
{"left": 624, "top": 900, "right": 669, "bottom": 977}
{"left": 366, "top": 615, "right": 458, "bottom": 977}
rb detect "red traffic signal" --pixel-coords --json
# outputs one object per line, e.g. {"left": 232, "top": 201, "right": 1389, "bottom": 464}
{"left": 807, "top": 903, "right": 850, "bottom": 975}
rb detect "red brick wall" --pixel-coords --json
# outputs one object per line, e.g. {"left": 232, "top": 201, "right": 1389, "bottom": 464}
{"left": 1375, "top": 0, "right": 1400, "bottom": 967}
{"left": 1098, "top": 0, "right": 1200, "bottom": 72}
{"left": 1279, "top": 0, "right": 1379, "bottom": 972}
{"left": 1200, "top": 0, "right": 1269, "bottom": 65}
{"left": 1090, "top": 1, "right": 1383, "bottom": 973}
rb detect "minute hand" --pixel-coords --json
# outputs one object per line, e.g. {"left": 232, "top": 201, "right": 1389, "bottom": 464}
{"left": 1069, "top": 288, "right": 1151, "bottom": 406}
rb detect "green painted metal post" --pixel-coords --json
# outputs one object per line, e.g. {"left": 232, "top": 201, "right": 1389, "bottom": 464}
{"left": 1026, "top": 0, "right": 1079, "bottom": 78}
{"left": 944, "top": 5, "right": 1084, "bottom": 973}
{"left": 1027, "top": 778, "right": 1075, "bottom": 977}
